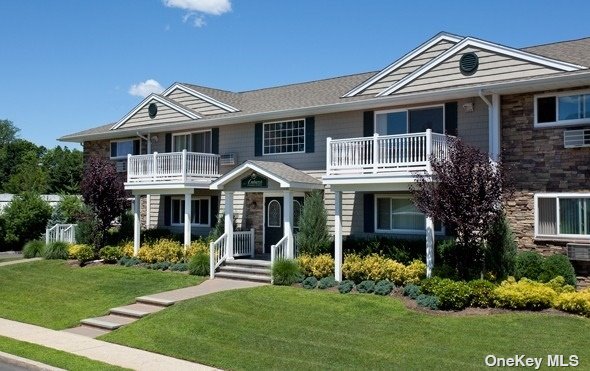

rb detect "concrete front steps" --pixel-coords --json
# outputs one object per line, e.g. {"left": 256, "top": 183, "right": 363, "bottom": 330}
{"left": 215, "top": 259, "right": 271, "bottom": 283}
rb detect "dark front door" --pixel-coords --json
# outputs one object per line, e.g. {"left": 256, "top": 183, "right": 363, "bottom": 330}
{"left": 264, "top": 196, "right": 284, "bottom": 253}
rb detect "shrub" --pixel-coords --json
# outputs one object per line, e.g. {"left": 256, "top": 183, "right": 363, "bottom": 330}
{"left": 338, "top": 280, "right": 355, "bottom": 294}
{"left": 302, "top": 276, "right": 318, "bottom": 289}
{"left": 553, "top": 289, "right": 590, "bottom": 317}
{"left": 73, "top": 244, "right": 95, "bottom": 263}
{"left": 296, "top": 191, "right": 332, "bottom": 255}
{"left": 356, "top": 280, "right": 376, "bottom": 294}
{"left": 142, "top": 228, "right": 174, "bottom": 244}
{"left": 2, "top": 192, "right": 52, "bottom": 250}
{"left": 124, "top": 257, "right": 141, "bottom": 267}
{"left": 374, "top": 280, "right": 394, "bottom": 296}
{"left": 74, "top": 214, "right": 99, "bottom": 246}
{"left": 405, "top": 260, "right": 427, "bottom": 284}
{"left": 148, "top": 261, "right": 171, "bottom": 271}
{"left": 297, "top": 254, "right": 334, "bottom": 278}
{"left": 544, "top": 276, "right": 575, "bottom": 294}
{"left": 138, "top": 239, "right": 183, "bottom": 263}
{"left": 23, "top": 240, "right": 45, "bottom": 258}
{"left": 341, "top": 253, "right": 426, "bottom": 285}
{"left": 420, "top": 277, "right": 443, "bottom": 295}
{"left": 272, "top": 259, "right": 301, "bottom": 286}
{"left": 58, "top": 195, "right": 84, "bottom": 223}
{"left": 188, "top": 251, "right": 209, "bottom": 276}
{"left": 416, "top": 294, "right": 440, "bottom": 310}
{"left": 429, "top": 279, "right": 471, "bottom": 310}
{"left": 317, "top": 276, "right": 336, "bottom": 289}
{"left": 403, "top": 284, "right": 421, "bottom": 299}
{"left": 539, "top": 254, "right": 576, "bottom": 286}
{"left": 484, "top": 214, "right": 517, "bottom": 279}
{"left": 185, "top": 239, "right": 209, "bottom": 261}
{"left": 468, "top": 279, "right": 496, "bottom": 308}
{"left": 120, "top": 241, "right": 134, "bottom": 258}
{"left": 342, "top": 236, "right": 426, "bottom": 264}
{"left": 515, "top": 251, "right": 544, "bottom": 281}
{"left": 43, "top": 241, "right": 70, "bottom": 260}
{"left": 99, "top": 246, "right": 123, "bottom": 264}
{"left": 170, "top": 262, "right": 188, "bottom": 272}
{"left": 492, "top": 277, "right": 556, "bottom": 310}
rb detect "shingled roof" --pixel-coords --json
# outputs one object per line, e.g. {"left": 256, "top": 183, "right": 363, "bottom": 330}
{"left": 522, "top": 37, "right": 590, "bottom": 69}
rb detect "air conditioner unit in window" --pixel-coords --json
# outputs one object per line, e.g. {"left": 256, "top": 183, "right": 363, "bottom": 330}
{"left": 567, "top": 243, "right": 590, "bottom": 261}
{"left": 564, "top": 129, "right": 590, "bottom": 148}
{"left": 220, "top": 153, "right": 236, "bottom": 166}
{"left": 115, "top": 161, "right": 127, "bottom": 173}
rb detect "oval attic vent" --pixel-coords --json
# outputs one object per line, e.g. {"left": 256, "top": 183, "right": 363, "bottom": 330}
{"left": 459, "top": 52, "right": 479, "bottom": 75}
{"left": 148, "top": 103, "right": 158, "bottom": 118}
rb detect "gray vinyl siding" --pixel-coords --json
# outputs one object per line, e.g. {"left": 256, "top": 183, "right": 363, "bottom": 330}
{"left": 122, "top": 98, "right": 193, "bottom": 128}
{"left": 166, "top": 88, "right": 228, "bottom": 116}
{"left": 361, "top": 40, "right": 457, "bottom": 96}
{"left": 155, "top": 189, "right": 220, "bottom": 237}
{"left": 457, "top": 97, "right": 489, "bottom": 153}
{"left": 396, "top": 46, "right": 561, "bottom": 94}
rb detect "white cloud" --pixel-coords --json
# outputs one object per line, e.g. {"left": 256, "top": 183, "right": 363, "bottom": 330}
{"left": 128, "top": 79, "right": 164, "bottom": 98}
{"left": 163, "top": 0, "right": 231, "bottom": 15}
{"left": 183, "top": 12, "right": 207, "bottom": 27}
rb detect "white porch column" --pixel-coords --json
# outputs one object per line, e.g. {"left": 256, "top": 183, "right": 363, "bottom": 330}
{"left": 425, "top": 216, "right": 435, "bottom": 278}
{"left": 183, "top": 191, "right": 192, "bottom": 251}
{"left": 133, "top": 194, "right": 141, "bottom": 256}
{"left": 225, "top": 191, "right": 234, "bottom": 259}
{"left": 334, "top": 190, "right": 343, "bottom": 282}
{"left": 283, "top": 190, "right": 294, "bottom": 259}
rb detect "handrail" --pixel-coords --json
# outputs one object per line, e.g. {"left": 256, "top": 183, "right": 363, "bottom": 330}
{"left": 270, "top": 235, "right": 289, "bottom": 264}
{"left": 209, "top": 232, "right": 228, "bottom": 279}
{"left": 233, "top": 228, "right": 255, "bottom": 258}
{"left": 45, "top": 224, "right": 77, "bottom": 245}
{"left": 127, "top": 150, "right": 220, "bottom": 183}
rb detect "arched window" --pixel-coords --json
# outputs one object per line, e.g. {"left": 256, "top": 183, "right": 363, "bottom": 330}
{"left": 267, "top": 200, "right": 281, "bottom": 227}
{"left": 293, "top": 200, "right": 302, "bottom": 229}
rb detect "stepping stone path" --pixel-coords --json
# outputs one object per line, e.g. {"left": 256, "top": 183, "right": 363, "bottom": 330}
{"left": 62, "top": 278, "right": 266, "bottom": 338}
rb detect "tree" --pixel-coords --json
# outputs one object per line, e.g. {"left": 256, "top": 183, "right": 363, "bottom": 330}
{"left": 3, "top": 151, "right": 48, "bottom": 194}
{"left": 0, "top": 119, "right": 19, "bottom": 146}
{"left": 296, "top": 191, "right": 332, "bottom": 256}
{"left": 410, "top": 137, "right": 508, "bottom": 279}
{"left": 2, "top": 192, "right": 52, "bottom": 250}
{"left": 42, "top": 146, "right": 83, "bottom": 194}
{"left": 80, "top": 155, "right": 129, "bottom": 249}
{"left": 0, "top": 139, "right": 45, "bottom": 191}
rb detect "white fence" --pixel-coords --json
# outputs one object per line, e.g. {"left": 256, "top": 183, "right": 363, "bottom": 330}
{"left": 233, "top": 229, "right": 255, "bottom": 258}
{"left": 45, "top": 224, "right": 77, "bottom": 245}
{"left": 127, "top": 150, "right": 220, "bottom": 183}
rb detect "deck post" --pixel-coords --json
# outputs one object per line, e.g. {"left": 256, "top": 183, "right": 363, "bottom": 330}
{"left": 152, "top": 152, "right": 158, "bottom": 182}
{"left": 181, "top": 149, "right": 187, "bottom": 183}
{"left": 326, "top": 137, "right": 332, "bottom": 175}
{"left": 373, "top": 133, "right": 379, "bottom": 173}
{"left": 184, "top": 191, "right": 192, "bottom": 251}
{"left": 127, "top": 154, "right": 132, "bottom": 183}
{"left": 284, "top": 190, "right": 293, "bottom": 259}
{"left": 250, "top": 228, "right": 255, "bottom": 258}
{"left": 225, "top": 191, "right": 234, "bottom": 260}
{"left": 334, "top": 190, "right": 343, "bottom": 282}
{"left": 425, "top": 129, "right": 433, "bottom": 174}
{"left": 133, "top": 194, "right": 141, "bottom": 256}
{"left": 426, "top": 216, "right": 435, "bottom": 278}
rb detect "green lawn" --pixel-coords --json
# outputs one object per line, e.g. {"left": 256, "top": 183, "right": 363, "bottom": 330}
{"left": 0, "top": 255, "right": 22, "bottom": 263}
{"left": 0, "top": 335, "right": 127, "bottom": 370}
{"left": 102, "top": 286, "right": 590, "bottom": 370}
{"left": 0, "top": 260, "right": 203, "bottom": 329}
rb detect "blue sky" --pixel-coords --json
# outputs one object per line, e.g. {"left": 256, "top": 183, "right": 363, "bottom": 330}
{"left": 1, "top": 0, "right": 589, "bottom": 149}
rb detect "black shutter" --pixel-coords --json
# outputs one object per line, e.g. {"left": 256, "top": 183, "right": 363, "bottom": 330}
{"left": 110, "top": 142, "right": 117, "bottom": 158}
{"left": 363, "top": 111, "right": 374, "bottom": 137}
{"left": 163, "top": 196, "right": 171, "bottom": 226}
{"left": 445, "top": 102, "right": 458, "bottom": 136}
{"left": 211, "top": 128, "right": 219, "bottom": 154}
{"left": 165, "top": 133, "right": 172, "bottom": 153}
{"left": 210, "top": 195, "right": 219, "bottom": 227}
{"left": 363, "top": 193, "right": 375, "bottom": 233}
{"left": 254, "top": 122, "right": 262, "bottom": 157}
{"left": 133, "top": 139, "right": 140, "bottom": 155}
{"left": 305, "top": 116, "right": 315, "bottom": 153}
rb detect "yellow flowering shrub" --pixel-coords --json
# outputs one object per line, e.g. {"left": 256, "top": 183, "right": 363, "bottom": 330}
{"left": 404, "top": 260, "right": 427, "bottom": 284}
{"left": 341, "top": 254, "right": 426, "bottom": 285}
{"left": 553, "top": 288, "right": 590, "bottom": 317}
{"left": 492, "top": 277, "right": 557, "bottom": 310}
{"left": 120, "top": 241, "right": 134, "bottom": 258}
{"left": 138, "top": 238, "right": 183, "bottom": 263}
{"left": 68, "top": 244, "right": 85, "bottom": 259}
{"left": 185, "top": 240, "right": 209, "bottom": 260}
{"left": 297, "top": 254, "right": 334, "bottom": 278}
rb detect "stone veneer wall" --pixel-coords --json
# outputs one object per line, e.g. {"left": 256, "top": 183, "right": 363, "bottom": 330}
{"left": 240, "top": 192, "right": 263, "bottom": 254}
{"left": 501, "top": 90, "right": 590, "bottom": 271}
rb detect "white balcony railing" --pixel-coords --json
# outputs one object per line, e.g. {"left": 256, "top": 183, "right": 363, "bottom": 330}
{"left": 326, "top": 129, "right": 451, "bottom": 176}
{"left": 127, "top": 150, "right": 220, "bottom": 183}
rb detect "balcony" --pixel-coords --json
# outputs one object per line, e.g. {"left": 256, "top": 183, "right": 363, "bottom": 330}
{"left": 324, "top": 129, "right": 450, "bottom": 185}
{"left": 126, "top": 150, "right": 220, "bottom": 189}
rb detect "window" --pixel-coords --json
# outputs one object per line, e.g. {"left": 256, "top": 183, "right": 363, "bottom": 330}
{"left": 171, "top": 197, "right": 210, "bottom": 226}
{"left": 267, "top": 200, "right": 281, "bottom": 227}
{"left": 375, "top": 106, "right": 444, "bottom": 135}
{"left": 293, "top": 200, "right": 302, "bottom": 229}
{"left": 535, "top": 194, "right": 590, "bottom": 238}
{"left": 375, "top": 196, "right": 443, "bottom": 234}
{"left": 535, "top": 91, "right": 590, "bottom": 128}
{"left": 172, "top": 131, "right": 212, "bottom": 153}
{"left": 263, "top": 119, "right": 305, "bottom": 154}
{"left": 110, "top": 139, "right": 139, "bottom": 159}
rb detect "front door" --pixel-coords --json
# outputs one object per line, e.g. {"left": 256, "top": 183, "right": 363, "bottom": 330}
{"left": 264, "top": 197, "right": 284, "bottom": 253}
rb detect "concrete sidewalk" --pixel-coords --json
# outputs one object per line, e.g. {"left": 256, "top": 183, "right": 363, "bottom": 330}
{"left": 0, "top": 318, "right": 217, "bottom": 371}
{"left": 0, "top": 257, "right": 41, "bottom": 267}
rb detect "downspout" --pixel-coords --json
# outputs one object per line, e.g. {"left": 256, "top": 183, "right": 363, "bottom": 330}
{"left": 136, "top": 132, "right": 151, "bottom": 228}
{"left": 478, "top": 90, "right": 499, "bottom": 161}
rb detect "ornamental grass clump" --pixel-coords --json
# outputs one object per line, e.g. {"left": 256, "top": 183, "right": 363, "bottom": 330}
{"left": 43, "top": 241, "right": 70, "bottom": 260}
{"left": 188, "top": 251, "right": 209, "bottom": 276}
{"left": 272, "top": 259, "right": 301, "bottom": 286}
{"left": 23, "top": 240, "right": 45, "bottom": 258}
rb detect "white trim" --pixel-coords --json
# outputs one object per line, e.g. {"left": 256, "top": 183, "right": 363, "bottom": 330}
{"left": 377, "top": 37, "right": 585, "bottom": 97}
{"left": 171, "top": 129, "right": 212, "bottom": 153}
{"left": 534, "top": 89, "right": 590, "bottom": 128}
{"left": 170, "top": 195, "right": 211, "bottom": 227}
{"left": 262, "top": 118, "right": 306, "bottom": 156}
{"left": 534, "top": 193, "right": 590, "bottom": 240}
{"left": 343, "top": 33, "right": 463, "bottom": 97}
{"left": 163, "top": 83, "right": 240, "bottom": 113}
{"left": 109, "top": 138, "right": 139, "bottom": 159}
{"left": 374, "top": 194, "right": 445, "bottom": 235}
{"left": 374, "top": 104, "right": 445, "bottom": 134}
{"left": 111, "top": 94, "right": 202, "bottom": 130}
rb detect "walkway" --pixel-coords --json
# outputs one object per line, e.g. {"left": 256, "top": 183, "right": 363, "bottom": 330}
{"left": 0, "top": 257, "right": 40, "bottom": 267}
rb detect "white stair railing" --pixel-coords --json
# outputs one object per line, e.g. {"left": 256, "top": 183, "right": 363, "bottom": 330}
{"left": 45, "top": 224, "right": 77, "bottom": 245}
{"left": 270, "top": 235, "right": 289, "bottom": 264}
{"left": 209, "top": 232, "right": 228, "bottom": 279}
{"left": 233, "top": 228, "right": 255, "bottom": 258}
